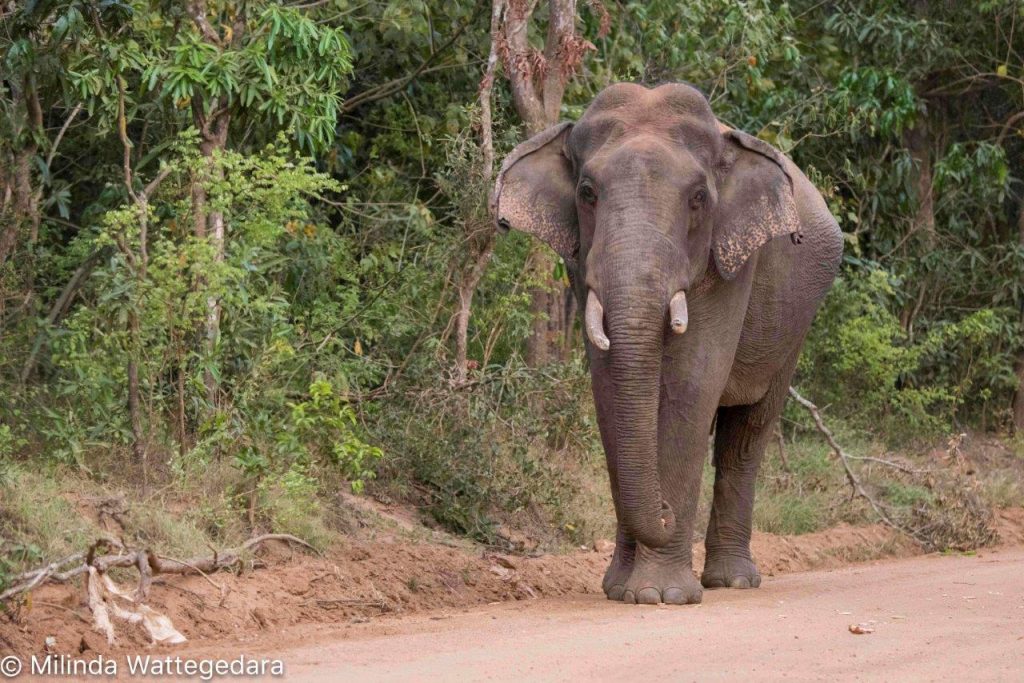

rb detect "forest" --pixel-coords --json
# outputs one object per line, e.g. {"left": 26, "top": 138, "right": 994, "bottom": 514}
{"left": 2, "top": 0, "right": 1024, "bottom": 589}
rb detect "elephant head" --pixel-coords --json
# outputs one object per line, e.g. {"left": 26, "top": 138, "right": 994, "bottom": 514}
{"left": 492, "top": 83, "right": 800, "bottom": 548}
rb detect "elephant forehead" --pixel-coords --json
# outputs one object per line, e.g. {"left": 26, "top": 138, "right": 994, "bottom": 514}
{"left": 574, "top": 84, "right": 722, "bottom": 165}
{"left": 587, "top": 82, "right": 712, "bottom": 116}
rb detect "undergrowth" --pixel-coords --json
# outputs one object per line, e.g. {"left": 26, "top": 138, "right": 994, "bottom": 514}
{"left": 2, "top": 359, "right": 1019, "bottom": 590}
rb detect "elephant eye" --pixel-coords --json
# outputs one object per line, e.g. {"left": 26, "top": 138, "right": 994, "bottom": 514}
{"left": 579, "top": 182, "right": 598, "bottom": 205}
{"left": 689, "top": 188, "right": 708, "bottom": 211}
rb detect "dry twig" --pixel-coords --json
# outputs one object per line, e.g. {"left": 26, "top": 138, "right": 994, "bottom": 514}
{"left": 787, "top": 387, "right": 928, "bottom": 545}
{"left": 1, "top": 533, "right": 317, "bottom": 603}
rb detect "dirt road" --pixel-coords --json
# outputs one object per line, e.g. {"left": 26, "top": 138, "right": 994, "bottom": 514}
{"left": 264, "top": 547, "right": 1024, "bottom": 681}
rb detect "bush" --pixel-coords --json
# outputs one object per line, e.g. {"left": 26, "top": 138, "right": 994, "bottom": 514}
{"left": 371, "top": 358, "right": 613, "bottom": 548}
{"left": 799, "top": 266, "right": 1016, "bottom": 442}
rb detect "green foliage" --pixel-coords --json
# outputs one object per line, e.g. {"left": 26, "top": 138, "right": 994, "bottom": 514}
{"left": 0, "top": 541, "right": 40, "bottom": 599}
{"left": 287, "top": 379, "right": 382, "bottom": 493}
{"left": 799, "top": 268, "right": 949, "bottom": 438}
{"left": 0, "top": 425, "right": 24, "bottom": 485}
{"left": 373, "top": 359, "right": 611, "bottom": 546}
{"left": 881, "top": 482, "right": 933, "bottom": 508}
{"left": 257, "top": 464, "right": 331, "bottom": 548}
{"left": 150, "top": 3, "right": 352, "bottom": 152}
{"left": 801, "top": 267, "right": 1017, "bottom": 439}
{"left": 753, "top": 492, "right": 825, "bottom": 536}
{"left": 2, "top": 0, "right": 1024, "bottom": 562}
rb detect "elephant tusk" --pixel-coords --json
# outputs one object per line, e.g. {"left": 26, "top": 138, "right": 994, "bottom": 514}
{"left": 585, "top": 290, "right": 610, "bottom": 351}
{"left": 669, "top": 290, "right": 688, "bottom": 335}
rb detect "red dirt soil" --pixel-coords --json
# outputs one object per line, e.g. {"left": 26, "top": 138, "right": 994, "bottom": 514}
{"left": 4, "top": 508, "right": 1022, "bottom": 658}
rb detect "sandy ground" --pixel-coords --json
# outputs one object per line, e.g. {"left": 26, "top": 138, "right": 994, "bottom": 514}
{"left": 5, "top": 510, "right": 1023, "bottom": 679}
{"left": 3, "top": 515, "right": 935, "bottom": 656}
{"left": 254, "top": 547, "right": 1024, "bottom": 682}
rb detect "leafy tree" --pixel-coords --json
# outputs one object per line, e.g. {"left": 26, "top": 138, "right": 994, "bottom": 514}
{"left": 3, "top": 0, "right": 1024, "bottom": 547}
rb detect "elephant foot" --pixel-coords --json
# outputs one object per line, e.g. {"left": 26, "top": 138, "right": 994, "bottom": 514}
{"left": 620, "top": 558, "right": 702, "bottom": 605}
{"left": 601, "top": 545, "right": 636, "bottom": 602}
{"left": 701, "top": 552, "right": 761, "bottom": 589}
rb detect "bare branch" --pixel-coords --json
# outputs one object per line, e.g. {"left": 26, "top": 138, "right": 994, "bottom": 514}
{"left": 142, "top": 166, "right": 173, "bottom": 200}
{"left": 44, "top": 103, "right": 83, "bottom": 172}
{"left": 0, "top": 534, "right": 319, "bottom": 604}
{"left": 186, "top": 0, "right": 222, "bottom": 44}
{"left": 787, "top": 387, "right": 928, "bottom": 546}
{"left": 996, "top": 110, "right": 1024, "bottom": 146}
{"left": 480, "top": 0, "right": 505, "bottom": 181}
{"left": 20, "top": 247, "right": 110, "bottom": 383}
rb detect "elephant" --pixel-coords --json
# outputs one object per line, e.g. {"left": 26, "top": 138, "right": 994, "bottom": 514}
{"left": 492, "top": 83, "right": 843, "bottom": 605}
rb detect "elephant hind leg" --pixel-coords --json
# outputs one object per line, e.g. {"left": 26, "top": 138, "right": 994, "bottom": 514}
{"left": 702, "top": 352, "right": 799, "bottom": 589}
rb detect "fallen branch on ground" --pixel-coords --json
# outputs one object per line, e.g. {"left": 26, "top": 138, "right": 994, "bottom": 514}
{"left": 787, "top": 387, "right": 929, "bottom": 546}
{"left": 1, "top": 533, "right": 317, "bottom": 606}
{"left": 306, "top": 598, "right": 390, "bottom": 611}
{"left": 3, "top": 533, "right": 317, "bottom": 646}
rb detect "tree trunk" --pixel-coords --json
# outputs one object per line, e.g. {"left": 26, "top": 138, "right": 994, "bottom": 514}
{"left": 561, "top": 284, "right": 577, "bottom": 361}
{"left": 128, "top": 345, "right": 147, "bottom": 484}
{"left": 186, "top": 0, "right": 237, "bottom": 406}
{"left": 0, "top": 77, "right": 42, "bottom": 273}
{"left": 176, "top": 344, "right": 188, "bottom": 456}
{"left": 190, "top": 106, "right": 230, "bottom": 406}
{"left": 499, "top": 0, "right": 582, "bottom": 367}
{"left": 900, "top": 118, "right": 935, "bottom": 338}
{"left": 452, "top": 0, "right": 502, "bottom": 383}
{"left": 454, "top": 237, "right": 493, "bottom": 383}
{"left": 525, "top": 249, "right": 566, "bottom": 366}
{"left": 904, "top": 121, "right": 936, "bottom": 245}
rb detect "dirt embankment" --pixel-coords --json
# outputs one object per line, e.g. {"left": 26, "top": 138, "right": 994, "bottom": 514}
{"left": 4, "top": 509, "right": 1023, "bottom": 657}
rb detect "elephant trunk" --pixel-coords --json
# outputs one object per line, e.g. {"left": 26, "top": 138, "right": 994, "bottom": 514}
{"left": 601, "top": 264, "right": 676, "bottom": 548}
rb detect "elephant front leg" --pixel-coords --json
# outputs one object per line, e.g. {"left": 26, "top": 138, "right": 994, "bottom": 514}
{"left": 618, "top": 384, "right": 716, "bottom": 605}
{"left": 703, "top": 368, "right": 793, "bottom": 589}
{"left": 621, "top": 538, "right": 704, "bottom": 605}
{"left": 601, "top": 525, "right": 636, "bottom": 601}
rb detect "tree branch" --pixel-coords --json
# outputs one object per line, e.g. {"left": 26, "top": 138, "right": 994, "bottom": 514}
{"left": 186, "top": 0, "right": 221, "bottom": 45}
{"left": 341, "top": 5, "right": 485, "bottom": 113}
{"left": 44, "top": 103, "right": 83, "bottom": 173}
{"left": 20, "top": 247, "right": 110, "bottom": 384}
{"left": 0, "top": 534, "right": 319, "bottom": 604}
{"left": 787, "top": 387, "right": 927, "bottom": 545}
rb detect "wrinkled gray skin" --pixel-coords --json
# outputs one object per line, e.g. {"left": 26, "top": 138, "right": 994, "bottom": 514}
{"left": 493, "top": 83, "right": 842, "bottom": 605}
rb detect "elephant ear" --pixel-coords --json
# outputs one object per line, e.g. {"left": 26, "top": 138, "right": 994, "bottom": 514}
{"left": 712, "top": 129, "right": 800, "bottom": 280}
{"left": 491, "top": 123, "right": 578, "bottom": 269}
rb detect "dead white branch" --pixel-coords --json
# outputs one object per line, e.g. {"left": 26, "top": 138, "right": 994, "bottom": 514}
{"left": 0, "top": 534, "right": 317, "bottom": 603}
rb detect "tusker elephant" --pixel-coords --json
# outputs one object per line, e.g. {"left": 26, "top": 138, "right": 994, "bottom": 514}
{"left": 492, "top": 83, "right": 843, "bottom": 605}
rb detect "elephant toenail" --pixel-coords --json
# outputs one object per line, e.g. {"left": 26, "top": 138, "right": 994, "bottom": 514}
{"left": 751, "top": 575, "right": 761, "bottom": 588}
{"left": 622, "top": 590, "right": 636, "bottom": 604}
{"left": 636, "top": 587, "right": 662, "bottom": 605}
{"left": 729, "top": 576, "right": 751, "bottom": 589}
{"left": 701, "top": 576, "right": 725, "bottom": 589}
{"left": 662, "top": 587, "right": 687, "bottom": 604}
{"left": 607, "top": 584, "right": 625, "bottom": 601}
